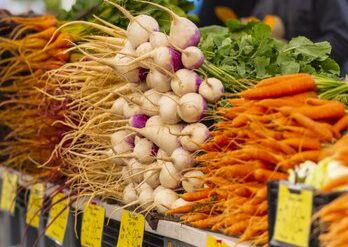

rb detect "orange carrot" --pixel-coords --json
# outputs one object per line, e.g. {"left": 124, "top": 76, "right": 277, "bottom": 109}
{"left": 190, "top": 215, "right": 224, "bottom": 228}
{"left": 224, "top": 221, "right": 249, "bottom": 235}
{"left": 240, "top": 74, "right": 315, "bottom": 99}
{"left": 181, "top": 189, "right": 212, "bottom": 202}
{"left": 214, "top": 164, "right": 255, "bottom": 180}
{"left": 278, "top": 150, "right": 320, "bottom": 170}
{"left": 256, "top": 73, "right": 309, "bottom": 88}
{"left": 181, "top": 213, "right": 208, "bottom": 222}
{"left": 212, "top": 213, "right": 251, "bottom": 231}
{"left": 282, "top": 137, "right": 321, "bottom": 150}
{"left": 256, "top": 98, "right": 304, "bottom": 108}
{"left": 279, "top": 102, "right": 345, "bottom": 120}
{"left": 291, "top": 113, "right": 333, "bottom": 141}
{"left": 253, "top": 169, "right": 288, "bottom": 181}
{"left": 334, "top": 116, "right": 348, "bottom": 133}
{"left": 321, "top": 175, "right": 348, "bottom": 192}
{"left": 167, "top": 204, "right": 194, "bottom": 215}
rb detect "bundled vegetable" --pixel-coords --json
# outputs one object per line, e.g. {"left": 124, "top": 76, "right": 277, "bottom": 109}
{"left": 170, "top": 73, "right": 348, "bottom": 245}
{"left": 0, "top": 13, "right": 72, "bottom": 179}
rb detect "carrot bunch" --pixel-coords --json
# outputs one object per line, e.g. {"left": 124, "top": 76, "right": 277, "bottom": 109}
{"left": 169, "top": 73, "right": 348, "bottom": 245}
{"left": 0, "top": 13, "right": 72, "bottom": 179}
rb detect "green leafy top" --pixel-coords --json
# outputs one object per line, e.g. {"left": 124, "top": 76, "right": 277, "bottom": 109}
{"left": 199, "top": 20, "right": 340, "bottom": 83}
{"left": 57, "top": 0, "right": 197, "bottom": 32}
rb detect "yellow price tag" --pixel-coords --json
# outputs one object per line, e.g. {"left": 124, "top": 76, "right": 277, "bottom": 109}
{"left": 81, "top": 204, "right": 105, "bottom": 247}
{"left": 116, "top": 210, "right": 145, "bottom": 247}
{"left": 0, "top": 171, "right": 18, "bottom": 214}
{"left": 206, "top": 235, "right": 230, "bottom": 247}
{"left": 45, "top": 192, "right": 69, "bottom": 245}
{"left": 273, "top": 183, "right": 313, "bottom": 247}
{"left": 26, "top": 183, "right": 45, "bottom": 228}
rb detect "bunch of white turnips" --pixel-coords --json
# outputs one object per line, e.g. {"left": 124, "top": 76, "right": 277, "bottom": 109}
{"left": 101, "top": 1, "right": 223, "bottom": 214}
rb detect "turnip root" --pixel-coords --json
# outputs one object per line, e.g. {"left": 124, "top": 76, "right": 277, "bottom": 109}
{"left": 140, "top": 1, "right": 200, "bottom": 49}
{"left": 171, "top": 69, "right": 202, "bottom": 97}
{"left": 141, "top": 89, "right": 161, "bottom": 116}
{"left": 123, "top": 102, "right": 144, "bottom": 118}
{"left": 129, "top": 114, "right": 149, "bottom": 128}
{"left": 171, "top": 198, "right": 192, "bottom": 210}
{"left": 123, "top": 183, "right": 138, "bottom": 204}
{"left": 159, "top": 162, "right": 181, "bottom": 189}
{"left": 123, "top": 47, "right": 182, "bottom": 72}
{"left": 136, "top": 42, "right": 153, "bottom": 56}
{"left": 133, "top": 138, "right": 158, "bottom": 163}
{"left": 105, "top": 1, "right": 159, "bottom": 48}
{"left": 146, "top": 69, "right": 171, "bottom": 93}
{"left": 159, "top": 93, "right": 180, "bottom": 124}
{"left": 111, "top": 130, "right": 134, "bottom": 154}
{"left": 199, "top": 78, "right": 224, "bottom": 103}
{"left": 146, "top": 115, "right": 163, "bottom": 127}
{"left": 182, "top": 170, "right": 204, "bottom": 193}
{"left": 128, "top": 158, "right": 144, "bottom": 183}
{"left": 180, "top": 123, "right": 210, "bottom": 151}
{"left": 153, "top": 185, "right": 166, "bottom": 197}
{"left": 158, "top": 147, "right": 193, "bottom": 171}
{"left": 123, "top": 125, "right": 180, "bottom": 155}
{"left": 111, "top": 97, "right": 127, "bottom": 117}
{"left": 149, "top": 31, "right": 170, "bottom": 48}
{"left": 154, "top": 188, "right": 178, "bottom": 214}
{"left": 182, "top": 46, "right": 204, "bottom": 70}
{"left": 143, "top": 162, "right": 161, "bottom": 188}
{"left": 138, "top": 186, "right": 154, "bottom": 208}
{"left": 177, "top": 93, "right": 207, "bottom": 123}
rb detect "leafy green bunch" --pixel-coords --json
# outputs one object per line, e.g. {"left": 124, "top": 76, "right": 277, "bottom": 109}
{"left": 200, "top": 20, "right": 340, "bottom": 92}
{"left": 57, "top": 0, "right": 197, "bottom": 32}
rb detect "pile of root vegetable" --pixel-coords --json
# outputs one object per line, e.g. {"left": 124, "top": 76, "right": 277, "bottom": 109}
{"left": 169, "top": 73, "right": 348, "bottom": 245}
{"left": 0, "top": 12, "right": 72, "bottom": 178}
{"left": 2, "top": 1, "right": 348, "bottom": 247}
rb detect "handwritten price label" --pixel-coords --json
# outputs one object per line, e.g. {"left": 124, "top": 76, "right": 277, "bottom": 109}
{"left": 116, "top": 210, "right": 145, "bottom": 247}
{"left": 45, "top": 192, "right": 69, "bottom": 245}
{"left": 26, "top": 183, "right": 45, "bottom": 228}
{"left": 273, "top": 183, "right": 313, "bottom": 247}
{"left": 81, "top": 204, "right": 105, "bottom": 247}
{"left": 0, "top": 171, "right": 18, "bottom": 214}
{"left": 206, "top": 235, "right": 230, "bottom": 247}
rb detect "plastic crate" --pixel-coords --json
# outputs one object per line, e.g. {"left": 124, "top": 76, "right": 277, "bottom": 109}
{"left": 267, "top": 180, "right": 345, "bottom": 247}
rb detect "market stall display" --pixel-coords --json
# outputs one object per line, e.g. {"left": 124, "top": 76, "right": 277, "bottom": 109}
{"left": 0, "top": 1, "right": 348, "bottom": 247}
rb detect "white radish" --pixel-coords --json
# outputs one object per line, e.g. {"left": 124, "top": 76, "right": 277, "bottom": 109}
{"left": 182, "top": 46, "right": 204, "bottom": 70}
{"left": 171, "top": 198, "right": 192, "bottom": 209}
{"left": 182, "top": 170, "right": 205, "bottom": 193}
{"left": 146, "top": 69, "right": 171, "bottom": 93}
{"left": 149, "top": 31, "right": 170, "bottom": 48}
{"left": 141, "top": 1, "right": 200, "bottom": 49}
{"left": 159, "top": 162, "right": 181, "bottom": 189}
{"left": 123, "top": 183, "right": 138, "bottom": 204}
{"left": 171, "top": 69, "right": 202, "bottom": 96}
{"left": 180, "top": 123, "right": 210, "bottom": 151}
{"left": 154, "top": 188, "right": 178, "bottom": 214}
{"left": 159, "top": 93, "right": 180, "bottom": 124}
{"left": 177, "top": 93, "right": 207, "bottom": 123}
{"left": 199, "top": 78, "right": 224, "bottom": 103}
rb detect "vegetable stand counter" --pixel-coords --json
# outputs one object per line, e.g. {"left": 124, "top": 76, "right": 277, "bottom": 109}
{"left": 0, "top": 168, "right": 251, "bottom": 247}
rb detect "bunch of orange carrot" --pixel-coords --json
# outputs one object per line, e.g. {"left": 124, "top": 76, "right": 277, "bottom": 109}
{"left": 0, "top": 14, "right": 72, "bottom": 179}
{"left": 168, "top": 73, "right": 348, "bottom": 245}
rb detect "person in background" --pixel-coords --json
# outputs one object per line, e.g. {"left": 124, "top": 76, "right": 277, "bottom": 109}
{"left": 198, "top": 0, "right": 348, "bottom": 76}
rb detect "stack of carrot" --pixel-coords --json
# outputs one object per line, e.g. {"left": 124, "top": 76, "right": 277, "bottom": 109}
{"left": 168, "top": 73, "right": 348, "bottom": 245}
{"left": 0, "top": 14, "right": 72, "bottom": 178}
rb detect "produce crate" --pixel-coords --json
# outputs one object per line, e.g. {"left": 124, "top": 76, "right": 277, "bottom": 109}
{"left": 267, "top": 180, "right": 345, "bottom": 247}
